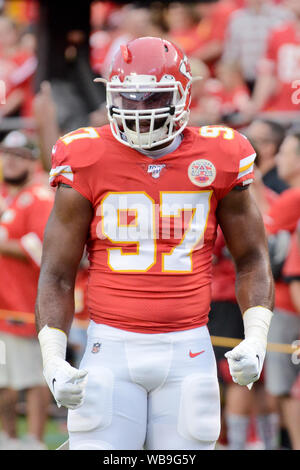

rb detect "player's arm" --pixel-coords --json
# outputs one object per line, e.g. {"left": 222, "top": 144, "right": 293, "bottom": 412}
{"left": 244, "top": 72, "right": 276, "bottom": 118}
{"left": 36, "top": 184, "right": 92, "bottom": 333}
{"left": 217, "top": 186, "right": 274, "bottom": 311}
{"left": 217, "top": 186, "right": 274, "bottom": 387}
{"left": 33, "top": 81, "right": 60, "bottom": 172}
{"left": 0, "top": 240, "right": 29, "bottom": 261}
{"left": 36, "top": 184, "right": 93, "bottom": 409}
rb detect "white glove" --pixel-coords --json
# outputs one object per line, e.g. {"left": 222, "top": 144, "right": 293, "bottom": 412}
{"left": 38, "top": 325, "right": 88, "bottom": 410}
{"left": 225, "top": 337, "right": 265, "bottom": 387}
{"left": 224, "top": 306, "right": 273, "bottom": 389}
{"left": 43, "top": 356, "right": 88, "bottom": 410}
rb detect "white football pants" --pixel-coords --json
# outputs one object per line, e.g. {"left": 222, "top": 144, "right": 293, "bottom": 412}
{"left": 68, "top": 321, "right": 220, "bottom": 450}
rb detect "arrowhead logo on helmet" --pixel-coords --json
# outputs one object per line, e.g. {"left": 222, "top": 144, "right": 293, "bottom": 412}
{"left": 180, "top": 56, "right": 192, "bottom": 81}
{"left": 120, "top": 44, "right": 131, "bottom": 64}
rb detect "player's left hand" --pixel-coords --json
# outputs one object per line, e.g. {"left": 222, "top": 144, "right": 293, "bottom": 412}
{"left": 43, "top": 357, "right": 88, "bottom": 410}
{"left": 225, "top": 338, "right": 266, "bottom": 387}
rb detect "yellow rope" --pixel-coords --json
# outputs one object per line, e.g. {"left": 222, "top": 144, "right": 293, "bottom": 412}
{"left": 210, "top": 335, "right": 299, "bottom": 355}
{"left": 0, "top": 308, "right": 299, "bottom": 356}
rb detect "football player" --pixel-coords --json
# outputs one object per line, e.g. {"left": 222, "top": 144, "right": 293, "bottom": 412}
{"left": 36, "top": 37, "right": 274, "bottom": 450}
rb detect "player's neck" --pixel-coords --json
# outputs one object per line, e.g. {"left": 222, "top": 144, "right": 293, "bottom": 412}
{"left": 152, "top": 139, "right": 175, "bottom": 151}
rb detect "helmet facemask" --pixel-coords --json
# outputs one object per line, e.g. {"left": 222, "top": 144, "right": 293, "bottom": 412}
{"left": 106, "top": 74, "right": 190, "bottom": 149}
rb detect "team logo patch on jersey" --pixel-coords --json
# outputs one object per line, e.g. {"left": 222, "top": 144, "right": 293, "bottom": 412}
{"left": 91, "top": 342, "right": 101, "bottom": 354}
{"left": 147, "top": 164, "right": 166, "bottom": 179}
{"left": 188, "top": 159, "right": 216, "bottom": 187}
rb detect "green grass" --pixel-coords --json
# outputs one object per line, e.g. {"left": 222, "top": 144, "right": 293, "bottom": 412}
{"left": 17, "top": 416, "right": 68, "bottom": 450}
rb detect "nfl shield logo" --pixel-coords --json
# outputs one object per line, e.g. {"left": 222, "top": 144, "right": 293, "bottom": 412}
{"left": 91, "top": 342, "right": 101, "bottom": 354}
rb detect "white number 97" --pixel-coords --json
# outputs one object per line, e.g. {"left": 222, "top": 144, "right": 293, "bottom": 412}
{"left": 98, "top": 191, "right": 212, "bottom": 273}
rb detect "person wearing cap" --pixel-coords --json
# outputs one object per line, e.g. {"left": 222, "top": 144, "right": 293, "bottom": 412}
{"left": 0, "top": 131, "right": 54, "bottom": 450}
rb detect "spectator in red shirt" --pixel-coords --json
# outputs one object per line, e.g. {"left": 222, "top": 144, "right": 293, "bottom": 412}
{"left": 204, "top": 62, "right": 250, "bottom": 125}
{"left": 264, "top": 130, "right": 300, "bottom": 450}
{"left": 246, "top": 119, "right": 288, "bottom": 193}
{"left": 0, "top": 131, "right": 53, "bottom": 450}
{"left": 0, "top": 16, "right": 37, "bottom": 120}
{"left": 192, "top": 0, "right": 238, "bottom": 71}
{"left": 187, "top": 58, "right": 222, "bottom": 126}
{"left": 244, "top": 0, "right": 300, "bottom": 120}
{"left": 165, "top": 3, "right": 202, "bottom": 56}
{"left": 189, "top": 60, "right": 250, "bottom": 127}
{"left": 90, "top": 5, "right": 162, "bottom": 80}
{"left": 222, "top": 0, "right": 292, "bottom": 93}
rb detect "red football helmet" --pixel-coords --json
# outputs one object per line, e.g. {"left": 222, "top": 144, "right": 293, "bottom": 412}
{"left": 96, "top": 37, "right": 192, "bottom": 149}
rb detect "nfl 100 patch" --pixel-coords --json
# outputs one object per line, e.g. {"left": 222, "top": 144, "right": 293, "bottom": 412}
{"left": 147, "top": 163, "right": 166, "bottom": 179}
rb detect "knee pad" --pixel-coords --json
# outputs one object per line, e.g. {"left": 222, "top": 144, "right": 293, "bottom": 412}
{"left": 177, "top": 373, "right": 220, "bottom": 443}
{"left": 68, "top": 366, "right": 114, "bottom": 433}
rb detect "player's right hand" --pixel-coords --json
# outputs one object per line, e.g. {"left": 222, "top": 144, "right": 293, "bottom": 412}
{"left": 43, "top": 357, "right": 88, "bottom": 410}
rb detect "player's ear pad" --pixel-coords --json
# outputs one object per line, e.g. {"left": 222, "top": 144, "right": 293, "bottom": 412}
{"left": 177, "top": 373, "right": 221, "bottom": 442}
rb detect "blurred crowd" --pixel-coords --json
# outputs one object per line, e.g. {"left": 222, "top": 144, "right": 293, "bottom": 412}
{"left": 0, "top": 0, "right": 299, "bottom": 450}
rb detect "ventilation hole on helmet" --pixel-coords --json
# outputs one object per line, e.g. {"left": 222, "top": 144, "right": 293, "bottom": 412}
{"left": 164, "top": 44, "right": 168, "bottom": 52}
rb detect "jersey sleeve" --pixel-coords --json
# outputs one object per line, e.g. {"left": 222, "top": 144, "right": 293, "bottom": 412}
{"left": 213, "top": 128, "right": 256, "bottom": 200}
{"left": 234, "top": 132, "right": 256, "bottom": 188}
{"left": 49, "top": 128, "right": 101, "bottom": 204}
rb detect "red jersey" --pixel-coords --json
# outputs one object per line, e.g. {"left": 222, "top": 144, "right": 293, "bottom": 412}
{"left": 204, "top": 79, "right": 250, "bottom": 115}
{"left": 275, "top": 231, "right": 300, "bottom": 316}
{"left": 0, "top": 49, "right": 37, "bottom": 117}
{"left": 0, "top": 183, "right": 54, "bottom": 336}
{"left": 193, "top": 0, "right": 237, "bottom": 73}
{"left": 50, "top": 125, "right": 256, "bottom": 333}
{"left": 260, "top": 23, "right": 300, "bottom": 112}
{"left": 265, "top": 188, "right": 300, "bottom": 315}
{"left": 264, "top": 188, "right": 300, "bottom": 235}
{"left": 169, "top": 26, "right": 208, "bottom": 57}
{"left": 283, "top": 231, "right": 300, "bottom": 282}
